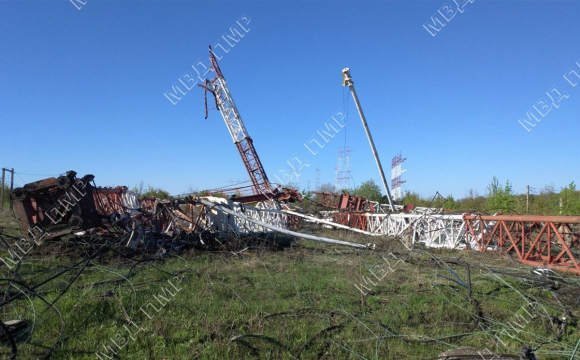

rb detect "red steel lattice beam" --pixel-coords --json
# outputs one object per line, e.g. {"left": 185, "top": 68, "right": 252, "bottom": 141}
{"left": 464, "top": 214, "right": 580, "bottom": 274}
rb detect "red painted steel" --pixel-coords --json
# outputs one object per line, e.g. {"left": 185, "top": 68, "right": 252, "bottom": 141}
{"left": 92, "top": 187, "right": 129, "bottom": 215}
{"left": 312, "top": 192, "right": 372, "bottom": 212}
{"left": 463, "top": 214, "right": 580, "bottom": 274}
{"left": 332, "top": 212, "right": 368, "bottom": 230}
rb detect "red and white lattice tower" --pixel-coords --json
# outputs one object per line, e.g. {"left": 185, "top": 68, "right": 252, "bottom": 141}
{"left": 391, "top": 152, "right": 407, "bottom": 201}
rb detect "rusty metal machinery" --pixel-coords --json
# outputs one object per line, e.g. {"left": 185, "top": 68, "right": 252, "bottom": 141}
{"left": 10, "top": 172, "right": 204, "bottom": 248}
{"left": 11, "top": 171, "right": 102, "bottom": 241}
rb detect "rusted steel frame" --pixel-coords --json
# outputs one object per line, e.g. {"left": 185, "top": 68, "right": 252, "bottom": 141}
{"left": 359, "top": 213, "right": 368, "bottom": 230}
{"left": 151, "top": 201, "right": 171, "bottom": 232}
{"left": 562, "top": 223, "right": 580, "bottom": 249}
{"left": 93, "top": 187, "right": 133, "bottom": 214}
{"left": 518, "top": 259, "right": 580, "bottom": 274}
{"left": 464, "top": 215, "right": 495, "bottom": 251}
{"left": 537, "top": 223, "right": 550, "bottom": 261}
{"left": 312, "top": 192, "right": 340, "bottom": 209}
{"left": 93, "top": 190, "right": 120, "bottom": 215}
{"left": 98, "top": 193, "right": 116, "bottom": 215}
{"left": 500, "top": 221, "right": 523, "bottom": 259}
{"left": 173, "top": 208, "right": 194, "bottom": 231}
{"left": 10, "top": 172, "right": 108, "bottom": 242}
{"left": 483, "top": 220, "right": 500, "bottom": 250}
{"left": 547, "top": 225, "right": 552, "bottom": 263}
{"left": 332, "top": 212, "right": 348, "bottom": 227}
{"left": 499, "top": 220, "right": 503, "bottom": 248}
{"left": 235, "top": 138, "right": 272, "bottom": 195}
{"left": 464, "top": 217, "right": 478, "bottom": 250}
{"left": 312, "top": 192, "right": 371, "bottom": 212}
{"left": 501, "top": 221, "right": 518, "bottom": 255}
{"left": 522, "top": 222, "right": 549, "bottom": 261}
{"left": 465, "top": 215, "right": 580, "bottom": 273}
{"left": 550, "top": 222, "right": 579, "bottom": 268}
{"left": 520, "top": 222, "right": 525, "bottom": 257}
{"left": 333, "top": 212, "right": 366, "bottom": 231}
{"left": 229, "top": 188, "right": 301, "bottom": 205}
{"left": 338, "top": 195, "right": 349, "bottom": 209}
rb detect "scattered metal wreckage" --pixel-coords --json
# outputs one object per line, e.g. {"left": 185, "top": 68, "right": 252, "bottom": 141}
{"left": 9, "top": 171, "right": 580, "bottom": 275}
{"left": 9, "top": 171, "right": 373, "bottom": 251}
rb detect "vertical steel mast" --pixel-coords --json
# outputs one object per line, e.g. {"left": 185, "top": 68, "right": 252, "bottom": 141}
{"left": 342, "top": 68, "right": 396, "bottom": 212}
{"left": 201, "top": 46, "right": 273, "bottom": 196}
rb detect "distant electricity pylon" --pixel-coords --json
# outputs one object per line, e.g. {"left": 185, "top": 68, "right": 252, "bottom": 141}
{"left": 315, "top": 167, "right": 321, "bottom": 190}
{"left": 335, "top": 147, "right": 351, "bottom": 189}
{"left": 391, "top": 153, "right": 406, "bottom": 201}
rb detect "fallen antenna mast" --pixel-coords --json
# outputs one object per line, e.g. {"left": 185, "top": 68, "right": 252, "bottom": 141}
{"left": 199, "top": 46, "right": 301, "bottom": 208}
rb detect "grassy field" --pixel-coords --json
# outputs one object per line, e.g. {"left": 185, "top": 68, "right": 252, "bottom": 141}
{"left": 1, "top": 214, "right": 579, "bottom": 359}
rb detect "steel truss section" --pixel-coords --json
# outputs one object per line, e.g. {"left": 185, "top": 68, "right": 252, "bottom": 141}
{"left": 464, "top": 214, "right": 580, "bottom": 274}
{"left": 199, "top": 199, "right": 372, "bottom": 249}
{"left": 351, "top": 213, "right": 472, "bottom": 249}
{"left": 197, "top": 197, "right": 289, "bottom": 234}
{"left": 234, "top": 206, "right": 289, "bottom": 233}
{"left": 94, "top": 187, "right": 140, "bottom": 216}
{"left": 324, "top": 210, "right": 580, "bottom": 274}
{"left": 198, "top": 198, "right": 580, "bottom": 274}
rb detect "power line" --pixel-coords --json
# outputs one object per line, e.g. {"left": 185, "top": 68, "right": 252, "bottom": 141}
{"left": 15, "top": 171, "right": 63, "bottom": 177}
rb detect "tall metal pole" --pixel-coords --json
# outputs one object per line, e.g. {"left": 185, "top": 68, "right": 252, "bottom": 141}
{"left": 0, "top": 168, "right": 5, "bottom": 211}
{"left": 9, "top": 168, "right": 14, "bottom": 211}
{"left": 342, "top": 68, "right": 395, "bottom": 212}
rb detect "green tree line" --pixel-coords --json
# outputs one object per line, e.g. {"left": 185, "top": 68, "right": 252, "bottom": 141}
{"left": 398, "top": 176, "right": 580, "bottom": 215}
{"left": 306, "top": 177, "right": 580, "bottom": 215}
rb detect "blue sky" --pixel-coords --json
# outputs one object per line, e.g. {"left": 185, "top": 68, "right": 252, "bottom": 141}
{"left": 1, "top": 0, "right": 579, "bottom": 199}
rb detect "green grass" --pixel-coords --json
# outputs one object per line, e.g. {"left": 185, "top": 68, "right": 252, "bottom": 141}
{"left": 1, "top": 219, "right": 579, "bottom": 359}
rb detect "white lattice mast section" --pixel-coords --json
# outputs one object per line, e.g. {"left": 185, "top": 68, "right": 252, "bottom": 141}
{"left": 391, "top": 152, "right": 407, "bottom": 201}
